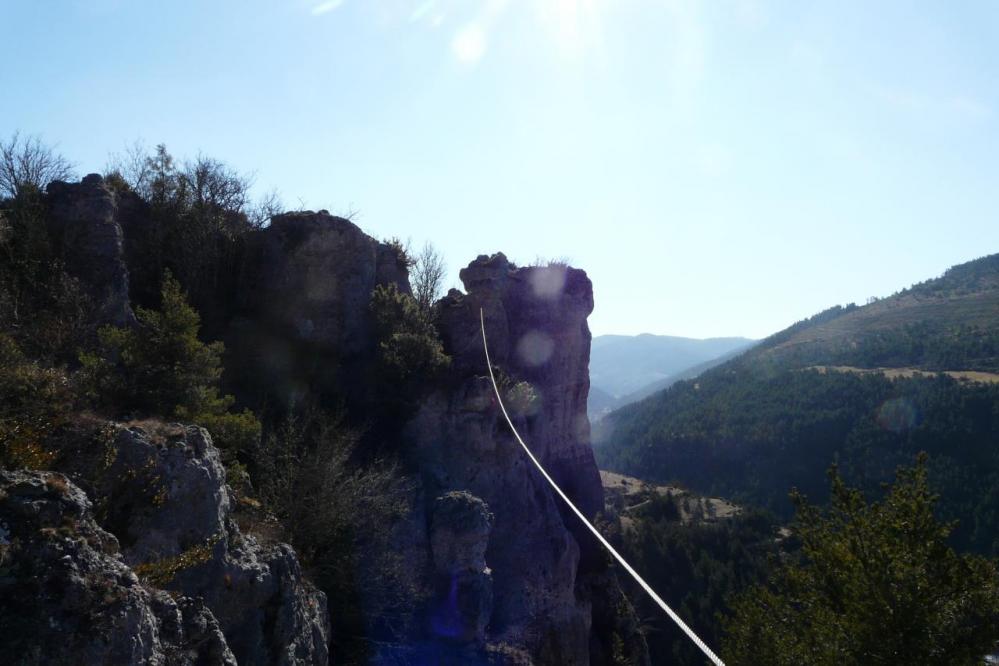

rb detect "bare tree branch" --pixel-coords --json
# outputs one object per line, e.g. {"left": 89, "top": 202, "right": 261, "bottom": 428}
{"left": 411, "top": 242, "right": 447, "bottom": 312}
{"left": 0, "top": 132, "right": 75, "bottom": 198}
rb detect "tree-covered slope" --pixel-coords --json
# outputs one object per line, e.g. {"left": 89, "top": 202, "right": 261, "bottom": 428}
{"left": 596, "top": 253, "right": 999, "bottom": 555}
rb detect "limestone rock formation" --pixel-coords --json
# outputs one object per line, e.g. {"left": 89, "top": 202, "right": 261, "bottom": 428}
{"left": 240, "top": 211, "right": 410, "bottom": 354}
{"left": 0, "top": 469, "right": 236, "bottom": 665}
{"left": 406, "top": 253, "right": 646, "bottom": 665}
{"left": 101, "top": 425, "right": 330, "bottom": 666}
{"left": 45, "top": 174, "right": 135, "bottom": 327}
{"left": 442, "top": 253, "right": 603, "bottom": 518}
{"left": 18, "top": 177, "right": 644, "bottom": 663}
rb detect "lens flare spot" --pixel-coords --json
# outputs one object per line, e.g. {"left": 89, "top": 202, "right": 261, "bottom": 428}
{"left": 429, "top": 574, "right": 462, "bottom": 638}
{"left": 517, "top": 330, "right": 555, "bottom": 367}
{"left": 876, "top": 397, "right": 920, "bottom": 433}
{"left": 530, "top": 265, "right": 567, "bottom": 299}
{"left": 452, "top": 24, "right": 487, "bottom": 64}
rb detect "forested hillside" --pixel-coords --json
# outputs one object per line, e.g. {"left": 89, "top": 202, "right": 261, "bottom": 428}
{"left": 597, "top": 254, "right": 999, "bottom": 555}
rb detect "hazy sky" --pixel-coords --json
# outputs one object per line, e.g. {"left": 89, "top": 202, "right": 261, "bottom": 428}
{"left": 2, "top": 1, "right": 997, "bottom": 338}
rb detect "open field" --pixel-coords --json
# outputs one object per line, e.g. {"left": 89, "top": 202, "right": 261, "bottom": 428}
{"left": 600, "top": 470, "right": 741, "bottom": 531}
{"left": 808, "top": 365, "right": 999, "bottom": 384}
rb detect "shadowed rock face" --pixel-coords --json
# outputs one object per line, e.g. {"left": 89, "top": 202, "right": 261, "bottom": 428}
{"left": 240, "top": 211, "right": 410, "bottom": 354}
{"left": 407, "top": 253, "right": 621, "bottom": 665}
{"left": 232, "top": 210, "right": 412, "bottom": 407}
{"left": 45, "top": 174, "right": 136, "bottom": 327}
{"left": 0, "top": 469, "right": 236, "bottom": 666}
{"left": 429, "top": 491, "right": 495, "bottom": 644}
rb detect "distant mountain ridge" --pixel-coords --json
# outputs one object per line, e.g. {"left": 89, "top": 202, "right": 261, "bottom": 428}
{"left": 588, "top": 334, "right": 754, "bottom": 417}
{"left": 596, "top": 252, "right": 999, "bottom": 555}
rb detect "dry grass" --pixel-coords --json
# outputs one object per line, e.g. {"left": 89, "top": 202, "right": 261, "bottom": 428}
{"left": 600, "top": 470, "right": 741, "bottom": 528}
{"left": 44, "top": 474, "right": 69, "bottom": 495}
{"left": 809, "top": 365, "right": 999, "bottom": 384}
{"left": 123, "top": 419, "right": 186, "bottom": 444}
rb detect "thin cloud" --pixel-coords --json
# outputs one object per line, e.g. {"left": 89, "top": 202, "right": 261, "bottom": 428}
{"left": 311, "top": 0, "right": 343, "bottom": 16}
{"left": 876, "top": 86, "right": 992, "bottom": 121}
{"left": 951, "top": 96, "right": 991, "bottom": 120}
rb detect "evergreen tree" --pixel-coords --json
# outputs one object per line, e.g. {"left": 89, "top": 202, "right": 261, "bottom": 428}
{"left": 723, "top": 455, "right": 999, "bottom": 665}
{"left": 81, "top": 272, "right": 259, "bottom": 456}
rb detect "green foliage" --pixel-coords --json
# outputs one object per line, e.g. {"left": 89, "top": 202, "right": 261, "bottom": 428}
{"left": 0, "top": 335, "right": 74, "bottom": 470}
{"left": 723, "top": 456, "right": 999, "bottom": 665}
{"left": 133, "top": 532, "right": 222, "bottom": 587}
{"left": 369, "top": 283, "right": 450, "bottom": 407}
{"left": 81, "top": 272, "right": 259, "bottom": 455}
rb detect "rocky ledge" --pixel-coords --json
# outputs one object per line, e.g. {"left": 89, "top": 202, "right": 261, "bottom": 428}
{"left": 0, "top": 424, "right": 330, "bottom": 666}
{"left": 0, "top": 469, "right": 235, "bottom": 665}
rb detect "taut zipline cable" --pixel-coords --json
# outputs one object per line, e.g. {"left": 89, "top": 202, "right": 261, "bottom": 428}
{"left": 480, "top": 309, "right": 726, "bottom": 666}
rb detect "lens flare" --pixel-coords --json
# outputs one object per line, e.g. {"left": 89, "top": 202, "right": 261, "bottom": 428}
{"left": 876, "top": 397, "right": 920, "bottom": 433}
{"left": 517, "top": 330, "right": 555, "bottom": 366}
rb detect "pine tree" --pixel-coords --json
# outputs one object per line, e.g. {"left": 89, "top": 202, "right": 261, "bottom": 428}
{"left": 723, "top": 454, "right": 999, "bottom": 665}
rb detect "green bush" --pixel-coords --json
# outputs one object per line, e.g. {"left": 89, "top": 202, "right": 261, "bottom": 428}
{"left": 0, "top": 335, "right": 74, "bottom": 469}
{"left": 369, "top": 283, "right": 449, "bottom": 408}
{"left": 723, "top": 455, "right": 999, "bottom": 665}
{"left": 81, "top": 272, "right": 259, "bottom": 455}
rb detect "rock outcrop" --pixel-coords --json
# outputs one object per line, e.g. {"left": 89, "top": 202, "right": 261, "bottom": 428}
{"left": 101, "top": 424, "right": 330, "bottom": 666}
{"left": 429, "top": 491, "right": 495, "bottom": 644}
{"left": 20, "top": 177, "right": 644, "bottom": 664}
{"left": 240, "top": 211, "right": 410, "bottom": 353}
{"left": 232, "top": 210, "right": 412, "bottom": 406}
{"left": 406, "top": 253, "right": 646, "bottom": 664}
{"left": 0, "top": 469, "right": 236, "bottom": 665}
{"left": 45, "top": 174, "right": 135, "bottom": 327}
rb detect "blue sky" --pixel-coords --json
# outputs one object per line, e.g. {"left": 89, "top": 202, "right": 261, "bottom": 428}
{"left": 2, "top": 1, "right": 997, "bottom": 338}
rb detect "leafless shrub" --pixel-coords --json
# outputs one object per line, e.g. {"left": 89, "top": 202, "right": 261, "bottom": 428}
{"left": 0, "top": 132, "right": 75, "bottom": 198}
{"left": 411, "top": 242, "right": 447, "bottom": 312}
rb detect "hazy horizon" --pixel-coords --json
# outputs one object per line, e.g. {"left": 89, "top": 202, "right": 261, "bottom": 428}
{"left": 3, "top": 1, "right": 997, "bottom": 338}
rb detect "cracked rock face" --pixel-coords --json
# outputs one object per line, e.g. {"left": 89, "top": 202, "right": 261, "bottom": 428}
{"left": 103, "top": 425, "right": 331, "bottom": 666}
{"left": 0, "top": 469, "right": 236, "bottom": 666}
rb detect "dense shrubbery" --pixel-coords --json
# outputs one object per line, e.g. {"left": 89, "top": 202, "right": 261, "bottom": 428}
{"left": 80, "top": 272, "right": 260, "bottom": 458}
{"left": 370, "top": 282, "right": 450, "bottom": 410}
{"left": 0, "top": 335, "right": 75, "bottom": 470}
{"left": 254, "top": 406, "right": 420, "bottom": 662}
{"left": 106, "top": 143, "right": 275, "bottom": 333}
{"left": 723, "top": 457, "right": 999, "bottom": 665}
{"left": 0, "top": 188, "right": 95, "bottom": 363}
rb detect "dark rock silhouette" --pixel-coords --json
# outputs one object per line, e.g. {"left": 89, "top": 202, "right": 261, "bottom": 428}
{"left": 46, "top": 174, "right": 135, "bottom": 327}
